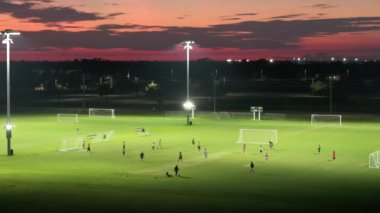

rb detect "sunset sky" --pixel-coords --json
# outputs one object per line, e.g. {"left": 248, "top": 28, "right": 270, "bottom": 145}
{"left": 0, "top": 0, "right": 380, "bottom": 61}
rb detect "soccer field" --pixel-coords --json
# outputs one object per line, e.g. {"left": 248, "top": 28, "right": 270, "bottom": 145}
{"left": 0, "top": 114, "right": 379, "bottom": 212}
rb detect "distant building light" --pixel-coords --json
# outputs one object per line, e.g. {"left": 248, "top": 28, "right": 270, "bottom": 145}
{"left": 354, "top": 58, "right": 359, "bottom": 62}
{"left": 343, "top": 58, "right": 347, "bottom": 62}
{"left": 297, "top": 57, "right": 301, "bottom": 62}
{"left": 226, "top": 59, "right": 232, "bottom": 63}
{"left": 269, "top": 58, "right": 274, "bottom": 63}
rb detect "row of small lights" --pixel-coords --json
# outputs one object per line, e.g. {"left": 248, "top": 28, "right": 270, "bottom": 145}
{"left": 227, "top": 57, "right": 377, "bottom": 63}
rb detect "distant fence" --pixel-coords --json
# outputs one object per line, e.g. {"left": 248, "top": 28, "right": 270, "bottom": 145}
{"left": 11, "top": 107, "right": 380, "bottom": 122}
{"left": 163, "top": 110, "right": 380, "bottom": 122}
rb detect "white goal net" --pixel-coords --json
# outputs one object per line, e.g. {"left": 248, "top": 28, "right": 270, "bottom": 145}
{"left": 236, "top": 129, "right": 278, "bottom": 144}
{"left": 311, "top": 114, "right": 342, "bottom": 126}
{"left": 57, "top": 113, "right": 79, "bottom": 123}
{"left": 369, "top": 151, "right": 380, "bottom": 169}
{"left": 86, "top": 130, "right": 115, "bottom": 144}
{"left": 59, "top": 137, "right": 84, "bottom": 152}
{"left": 59, "top": 130, "right": 115, "bottom": 152}
{"left": 89, "top": 108, "right": 115, "bottom": 118}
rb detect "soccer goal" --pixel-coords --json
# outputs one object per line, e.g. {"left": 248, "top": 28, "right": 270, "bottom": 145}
{"left": 236, "top": 129, "right": 278, "bottom": 144}
{"left": 89, "top": 108, "right": 115, "bottom": 118}
{"left": 57, "top": 113, "right": 79, "bottom": 123}
{"left": 59, "top": 137, "right": 84, "bottom": 152}
{"left": 369, "top": 151, "right": 380, "bottom": 169}
{"left": 311, "top": 114, "right": 342, "bottom": 126}
{"left": 86, "top": 130, "right": 115, "bottom": 144}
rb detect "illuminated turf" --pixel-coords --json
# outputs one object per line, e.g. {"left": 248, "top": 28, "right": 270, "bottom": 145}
{"left": 0, "top": 115, "right": 379, "bottom": 212}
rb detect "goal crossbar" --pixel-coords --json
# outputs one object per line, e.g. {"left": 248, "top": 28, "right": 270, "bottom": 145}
{"left": 57, "top": 113, "right": 79, "bottom": 123}
{"left": 89, "top": 108, "right": 115, "bottom": 118}
{"left": 236, "top": 129, "right": 278, "bottom": 144}
{"left": 311, "top": 114, "right": 342, "bottom": 126}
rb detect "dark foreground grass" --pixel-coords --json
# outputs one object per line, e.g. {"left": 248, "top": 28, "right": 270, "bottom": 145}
{"left": 0, "top": 114, "right": 379, "bottom": 212}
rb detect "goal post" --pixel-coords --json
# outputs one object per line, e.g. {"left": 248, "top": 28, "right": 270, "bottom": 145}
{"left": 311, "top": 114, "right": 342, "bottom": 126}
{"left": 89, "top": 108, "right": 115, "bottom": 118}
{"left": 369, "top": 151, "right": 380, "bottom": 169}
{"left": 236, "top": 129, "right": 278, "bottom": 144}
{"left": 57, "top": 113, "right": 79, "bottom": 123}
{"left": 59, "top": 137, "right": 84, "bottom": 152}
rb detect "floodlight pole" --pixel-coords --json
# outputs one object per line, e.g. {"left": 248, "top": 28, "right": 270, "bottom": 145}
{"left": 329, "top": 76, "right": 335, "bottom": 114}
{"left": 183, "top": 41, "right": 194, "bottom": 125}
{"left": 1, "top": 30, "right": 20, "bottom": 156}
{"left": 213, "top": 70, "right": 217, "bottom": 112}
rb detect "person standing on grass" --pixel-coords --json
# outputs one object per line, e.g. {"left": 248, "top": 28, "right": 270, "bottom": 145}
{"left": 87, "top": 143, "right": 91, "bottom": 153}
{"left": 269, "top": 141, "right": 273, "bottom": 150}
{"left": 158, "top": 139, "right": 162, "bottom": 149}
{"left": 260, "top": 145, "right": 263, "bottom": 155}
{"left": 152, "top": 142, "right": 155, "bottom": 151}
{"left": 197, "top": 142, "right": 201, "bottom": 152}
{"left": 250, "top": 161, "right": 255, "bottom": 174}
{"left": 265, "top": 152, "right": 269, "bottom": 161}
{"left": 243, "top": 143, "right": 247, "bottom": 153}
{"left": 192, "top": 138, "right": 195, "bottom": 147}
{"left": 204, "top": 148, "right": 208, "bottom": 159}
{"left": 82, "top": 139, "right": 85, "bottom": 150}
{"left": 317, "top": 145, "right": 321, "bottom": 154}
{"left": 174, "top": 165, "right": 180, "bottom": 176}
{"left": 332, "top": 150, "right": 336, "bottom": 160}
{"left": 122, "top": 141, "right": 126, "bottom": 157}
{"left": 178, "top": 151, "right": 183, "bottom": 162}
{"left": 140, "top": 151, "right": 144, "bottom": 161}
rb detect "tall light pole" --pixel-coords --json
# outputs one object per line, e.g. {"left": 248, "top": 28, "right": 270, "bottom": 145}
{"left": 1, "top": 29, "right": 20, "bottom": 156}
{"left": 329, "top": 75, "right": 338, "bottom": 114}
{"left": 183, "top": 41, "right": 194, "bottom": 125}
{"left": 213, "top": 69, "right": 217, "bottom": 112}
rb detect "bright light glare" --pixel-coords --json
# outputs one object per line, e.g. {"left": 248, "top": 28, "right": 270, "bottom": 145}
{"left": 5, "top": 123, "right": 13, "bottom": 131}
{"left": 269, "top": 58, "right": 274, "bottom": 63}
{"left": 183, "top": 101, "right": 195, "bottom": 110}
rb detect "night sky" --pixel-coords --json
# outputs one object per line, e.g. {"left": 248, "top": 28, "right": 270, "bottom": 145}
{"left": 0, "top": 0, "right": 380, "bottom": 61}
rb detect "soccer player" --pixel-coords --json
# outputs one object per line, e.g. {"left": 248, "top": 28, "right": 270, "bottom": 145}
{"left": 317, "top": 145, "right": 321, "bottom": 154}
{"left": 178, "top": 151, "right": 183, "bottom": 162}
{"left": 265, "top": 152, "right": 269, "bottom": 161}
{"left": 332, "top": 150, "right": 336, "bottom": 160}
{"left": 197, "top": 142, "right": 201, "bottom": 152}
{"left": 152, "top": 142, "right": 155, "bottom": 151}
{"left": 166, "top": 171, "right": 172, "bottom": 177}
{"left": 76, "top": 128, "right": 80, "bottom": 135}
{"left": 250, "top": 161, "right": 255, "bottom": 174}
{"left": 269, "top": 141, "right": 273, "bottom": 150}
{"left": 122, "top": 141, "right": 126, "bottom": 157}
{"left": 259, "top": 145, "right": 263, "bottom": 155}
{"left": 158, "top": 139, "right": 162, "bottom": 149}
{"left": 174, "top": 165, "right": 180, "bottom": 176}
{"left": 87, "top": 143, "right": 91, "bottom": 153}
{"left": 192, "top": 138, "right": 195, "bottom": 147}
{"left": 82, "top": 139, "right": 85, "bottom": 149}
{"left": 243, "top": 143, "right": 247, "bottom": 153}
{"left": 140, "top": 151, "right": 144, "bottom": 161}
{"left": 204, "top": 148, "right": 208, "bottom": 159}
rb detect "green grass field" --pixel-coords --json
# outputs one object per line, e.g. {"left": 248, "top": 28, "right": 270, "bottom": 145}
{"left": 0, "top": 114, "right": 379, "bottom": 212}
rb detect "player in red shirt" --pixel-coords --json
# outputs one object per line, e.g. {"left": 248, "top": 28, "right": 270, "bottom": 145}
{"left": 332, "top": 150, "right": 336, "bottom": 160}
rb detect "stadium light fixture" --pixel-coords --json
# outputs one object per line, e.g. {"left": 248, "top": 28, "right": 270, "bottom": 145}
{"left": 183, "top": 100, "right": 194, "bottom": 125}
{"left": 1, "top": 29, "right": 20, "bottom": 156}
{"left": 183, "top": 41, "right": 195, "bottom": 125}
